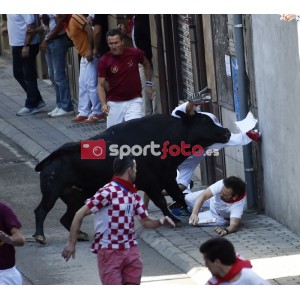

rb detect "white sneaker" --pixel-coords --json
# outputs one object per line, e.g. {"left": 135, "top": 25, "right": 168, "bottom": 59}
{"left": 48, "top": 107, "right": 59, "bottom": 116}
{"left": 16, "top": 107, "right": 38, "bottom": 116}
{"left": 51, "top": 108, "right": 74, "bottom": 118}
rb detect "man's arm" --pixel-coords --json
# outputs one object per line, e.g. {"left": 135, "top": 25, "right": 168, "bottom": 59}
{"left": 40, "top": 15, "right": 65, "bottom": 52}
{"left": 93, "top": 24, "right": 102, "bottom": 57}
{"left": 142, "top": 56, "right": 154, "bottom": 98}
{"left": 0, "top": 228, "right": 25, "bottom": 247}
{"left": 22, "top": 21, "right": 36, "bottom": 58}
{"left": 98, "top": 76, "right": 109, "bottom": 114}
{"left": 82, "top": 22, "right": 94, "bottom": 61}
{"left": 214, "top": 217, "right": 241, "bottom": 236}
{"left": 139, "top": 216, "right": 175, "bottom": 229}
{"left": 61, "top": 205, "right": 91, "bottom": 262}
{"left": 189, "top": 188, "right": 213, "bottom": 225}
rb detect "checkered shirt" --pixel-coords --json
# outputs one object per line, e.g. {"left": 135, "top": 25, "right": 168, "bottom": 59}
{"left": 86, "top": 181, "right": 148, "bottom": 252}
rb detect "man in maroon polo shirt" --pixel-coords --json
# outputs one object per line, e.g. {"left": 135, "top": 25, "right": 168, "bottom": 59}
{"left": 97, "top": 28, "right": 153, "bottom": 128}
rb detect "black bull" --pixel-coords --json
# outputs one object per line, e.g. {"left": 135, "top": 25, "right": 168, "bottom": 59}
{"left": 33, "top": 112, "right": 230, "bottom": 244}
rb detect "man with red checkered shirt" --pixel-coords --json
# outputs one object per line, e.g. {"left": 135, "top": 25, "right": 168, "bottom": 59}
{"left": 62, "top": 156, "right": 175, "bottom": 285}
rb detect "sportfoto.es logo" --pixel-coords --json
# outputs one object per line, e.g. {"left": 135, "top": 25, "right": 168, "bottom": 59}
{"left": 81, "top": 140, "right": 219, "bottom": 159}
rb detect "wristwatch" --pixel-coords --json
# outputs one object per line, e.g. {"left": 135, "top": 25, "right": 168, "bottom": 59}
{"left": 24, "top": 43, "right": 30, "bottom": 47}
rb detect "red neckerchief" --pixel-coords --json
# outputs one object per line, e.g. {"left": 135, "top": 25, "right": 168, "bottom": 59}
{"left": 112, "top": 176, "right": 137, "bottom": 193}
{"left": 208, "top": 255, "right": 252, "bottom": 285}
{"left": 225, "top": 192, "right": 246, "bottom": 204}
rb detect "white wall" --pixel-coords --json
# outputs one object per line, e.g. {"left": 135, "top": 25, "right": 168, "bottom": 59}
{"left": 251, "top": 14, "right": 300, "bottom": 234}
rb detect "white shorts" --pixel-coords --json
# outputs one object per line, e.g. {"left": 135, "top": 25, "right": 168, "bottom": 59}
{"left": 185, "top": 191, "right": 228, "bottom": 226}
{"left": 177, "top": 155, "right": 204, "bottom": 187}
{"left": 0, "top": 266, "right": 22, "bottom": 285}
{"left": 106, "top": 97, "right": 144, "bottom": 128}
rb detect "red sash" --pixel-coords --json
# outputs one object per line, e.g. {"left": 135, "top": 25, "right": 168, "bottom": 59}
{"left": 112, "top": 176, "right": 137, "bottom": 193}
{"left": 208, "top": 255, "right": 252, "bottom": 285}
{"left": 225, "top": 192, "right": 246, "bottom": 204}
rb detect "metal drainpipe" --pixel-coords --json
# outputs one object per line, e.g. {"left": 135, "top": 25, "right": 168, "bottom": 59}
{"left": 232, "top": 14, "right": 256, "bottom": 209}
{"left": 189, "top": 15, "right": 201, "bottom": 94}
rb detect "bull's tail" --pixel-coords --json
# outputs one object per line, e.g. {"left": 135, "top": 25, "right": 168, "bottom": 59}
{"left": 35, "top": 142, "right": 80, "bottom": 172}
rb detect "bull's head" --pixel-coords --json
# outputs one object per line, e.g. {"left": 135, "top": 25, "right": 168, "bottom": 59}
{"left": 176, "top": 111, "right": 231, "bottom": 149}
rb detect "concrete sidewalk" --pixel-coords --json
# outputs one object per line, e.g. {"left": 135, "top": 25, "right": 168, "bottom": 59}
{"left": 1, "top": 55, "right": 300, "bottom": 285}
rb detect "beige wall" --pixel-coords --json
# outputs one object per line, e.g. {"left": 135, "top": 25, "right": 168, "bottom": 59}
{"left": 251, "top": 14, "right": 300, "bottom": 234}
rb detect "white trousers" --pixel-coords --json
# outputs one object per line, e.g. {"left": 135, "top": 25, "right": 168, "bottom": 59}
{"left": 0, "top": 266, "right": 22, "bottom": 285}
{"left": 106, "top": 97, "right": 143, "bottom": 128}
{"left": 177, "top": 132, "right": 252, "bottom": 187}
{"left": 78, "top": 57, "right": 101, "bottom": 116}
{"left": 185, "top": 191, "right": 228, "bottom": 226}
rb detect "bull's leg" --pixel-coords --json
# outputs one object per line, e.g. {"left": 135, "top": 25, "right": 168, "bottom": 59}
{"left": 145, "top": 189, "right": 181, "bottom": 224}
{"left": 164, "top": 177, "right": 188, "bottom": 210}
{"left": 33, "top": 168, "right": 67, "bottom": 245}
{"left": 33, "top": 194, "right": 58, "bottom": 245}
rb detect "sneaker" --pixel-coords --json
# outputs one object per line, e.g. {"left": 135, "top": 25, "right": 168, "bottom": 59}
{"left": 51, "top": 108, "right": 74, "bottom": 118}
{"left": 36, "top": 100, "right": 46, "bottom": 109}
{"left": 171, "top": 207, "right": 191, "bottom": 217}
{"left": 72, "top": 115, "right": 88, "bottom": 122}
{"left": 48, "top": 107, "right": 60, "bottom": 116}
{"left": 246, "top": 129, "right": 262, "bottom": 143}
{"left": 83, "top": 113, "right": 106, "bottom": 123}
{"left": 168, "top": 201, "right": 178, "bottom": 210}
{"left": 16, "top": 107, "right": 38, "bottom": 116}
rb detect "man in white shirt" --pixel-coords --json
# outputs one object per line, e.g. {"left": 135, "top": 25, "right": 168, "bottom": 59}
{"left": 200, "top": 237, "right": 269, "bottom": 285}
{"left": 7, "top": 14, "right": 46, "bottom": 116}
{"left": 187, "top": 176, "right": 246, "bottom": 236}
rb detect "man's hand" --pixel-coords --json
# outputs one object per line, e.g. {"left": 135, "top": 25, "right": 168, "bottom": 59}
{"left": 189, "top": 213, "right": 199, "bottom": 226}
{"left": 280, "top": 14, "right": 296, "bottom": 21}
{"left": 0, "top": 230, "right": 11, "bottom": 245}
{"left": 145, "top": 86, "right": 154, "bottom": 99}
{"left": 85, "top": 49, "right": 93, "bottom": 62}
{"left": 40, "top": 39, "right": 47, "bottom": 52}
{"left": 159, "top": 216, "right": 176, "bottom": 228}
{"left": 22, "top": 46, "right": 30, "bottom": 58}
{"left": 62, "top": 242, "right": 76, "bottom": 262}
{"left": 214, "top": 227, "right": 228, "bottom": 236}
{"left": 101, "top": 104, "right": 110, "bottom": 115}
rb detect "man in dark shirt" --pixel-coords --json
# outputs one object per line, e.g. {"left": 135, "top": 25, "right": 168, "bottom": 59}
{"left": 0, "top": 202, "right": 25, "bottom": 285}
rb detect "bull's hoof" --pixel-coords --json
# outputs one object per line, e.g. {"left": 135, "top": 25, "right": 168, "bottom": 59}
{"left": 168, "top": 214, "right": 181, "bottom": 224}
{"left": 77, "top": 231, "right": 89, "bottom": 242}
{"left": 33, "top": 234, "right": 46, "bottom": 245}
